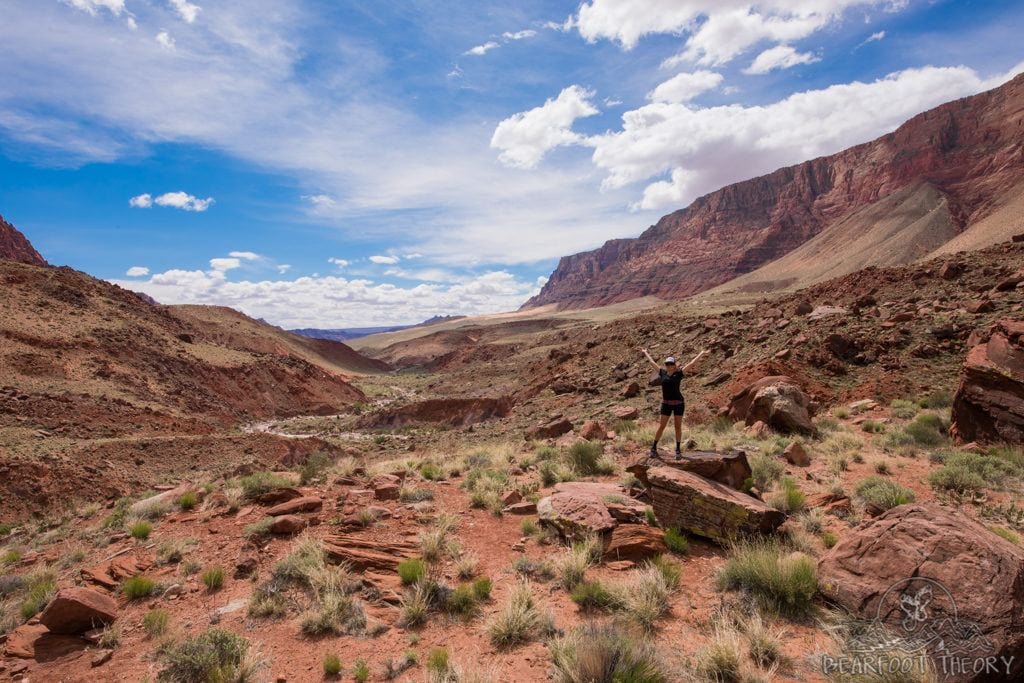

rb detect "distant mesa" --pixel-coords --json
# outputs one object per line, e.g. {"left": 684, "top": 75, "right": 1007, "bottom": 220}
{"left": 292, "top": 315, "right": 466, "bottom": 342}
{"left": 527, "top": 72, "right": 1024, "bottom": 310}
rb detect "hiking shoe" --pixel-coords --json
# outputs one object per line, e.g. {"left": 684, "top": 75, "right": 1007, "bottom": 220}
{"left": 649, "top": 444, "right": 659, "bottom": 457}
{"left": 674, "top": 449, "right": 683, "bottom": 461}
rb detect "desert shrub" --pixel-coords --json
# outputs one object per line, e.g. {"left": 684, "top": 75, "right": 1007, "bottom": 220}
{"left": 243, "top": 517, "right": 274, "bottom": 539}
{"left": 567, "top": 441, "right": 614, "bottom": 476}
{"left": 695, "top": 625, "right": 744, "bottom": 683}
{"left": 513, "top": 557, "right": 555, "bottom": 582}
{"left": 159, "top": 627, "right": 259, "bottom": 682}
{"left": 717, "top": 540, "right": 817, "bottom": 618}
{"left": 323, "top": 653, "right": 342, "bottom": 677}
{"left": 618, "top": 566, "right": 673, "bottom": 631}
{"left": 130, "top": 520, "right": 153, "bottom": 540}
{"left": 397, "top": 558, "right": 426, "bottom": 586}
{"left": 299, "top": 593, "right": 366, "bottom": 636}
{"left": 400, "top": 485, "right": 434, "bottom": 503}
{"left": 821, "top": 531, "right": 839, "bottom": 549}
{"left": 554, "top": 540, "right": 597, "bottom": 589}
{"left": 855, "top": 477, "right": 915, "bottom": 511}
{"left": 18, "top": 570, "right": 56, "bottom": 620}
{"left": 457, "top": 552, "right": 479, "bottom": 579}
{"left": 918, "top": 389, "right": 953, "bottom": 409}
{"left": 928, "top": 465, "right": 986, "bottom": 494}
{"left": 272, "top": 536, "right": 326, "bottom": 587}
{"left": 420, "top": 514, "right": 458, "bottom": 562}
{"left": 427, "top": 647, "right": 451, "bottom": 677}
{"left": 901, "top": 413, "right": 948, "bottom": 446}
{"left": 177, "top": 492, "right": 199, "bottom": 510}
{"left": 890, "top": 399, "right": 918, "bottom": 420}
{"left": 569, "top": 580, "right": 619, "bottom": 611}
{"left": 247, "top": 586, "right": 287, "bottom": 619}
{"left": 931, "top": 452, "right": 1021, "bottom": 493}
{"left": 743, "top": 613, "right": 787, "bottom": 669}
{"left": 768, "top": 477, "right": 805, "bottom": 514}
{"left": 644, "top": 506, "right": 657, "bottom": 526}
{"left": 647, "top": 555, "right": 681, "bottom": 590}
{"left": 399, "top": 581, "right": 434, "bottom": 627}
{"left": 239, "top": 471, "right": 290, "bottom": 500}
{"left": 143, "top": 608, "right": 170, "bottom": 638}
{"left": 535, "top": 446, "right": 559, "bottom": 461}
{"left": 201, "top": 567, "right": 225, "bottom": 592}
{"left": 749, "top": 454, "right": 784, "bottom": 491}
{"left": 299, "top": 451, "right": 332, "bottom": 485}
{"left": 473, "top": 577, "right": 492, "bottom": 600}
{"left": 123, "top": 575, "right": 156, "bottom": 600}
{"left": 663, "top": 527, "right": 689, "bottom": 555}
{"left": 1, "top": 549, "right": 21, "bottom": 566}
{"left": 353, "top": 658, "right": 370, "bottom": 682}
{"left": 873, "top": 460, "right": 891, "bottom": 475}
{"left": 487, "top": 580, "right": 554, "bottom": 649}
{"left": 444, "top": 584, "right": 481, "bottom": 616}
{"left": 97, "top": 622, "right": 122, "bottom": 649}
{"left": 549, "top": 621, "right": 666, "bottom": 683}
{"left": 539, "top": 460, "right": 572, "bottom": 486}
{"left": 156, "top": 538, "right": 196, "bottom": 565}
{"left": 861, "top": 420, "right": 885, "bottom": 434}
{"left": 419, "top": 462, "right": 444, "bottom": 481}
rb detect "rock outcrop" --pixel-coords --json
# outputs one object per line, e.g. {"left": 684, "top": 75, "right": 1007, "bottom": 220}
{"left": 602, "top": 525, "right": 667, "bottom": 562}
{"left": 818, "top": 504, "right": 1024, "bottom": 681}
{"left": 727, "top": 376, "right": 816, "bottom": 435}
{"left": 647, "top": 467, "right": 786, "bottom": 542}
{"left": 39, "top": 588, "right": 117, "bottom": 634}
{"left": 627, "top": 450, "right": 752, "bottom": 490}
{"left": 950, "top": 319, "right": 1024, "bottom": 444}
{"left": 0, "top": 215, "right": 47, "bottom": 266}
{"left": 537, "top": 482, "right": 634, "bottom": 538}
{"left": 525, "top": 74, "right": 1024, "bottom": 310}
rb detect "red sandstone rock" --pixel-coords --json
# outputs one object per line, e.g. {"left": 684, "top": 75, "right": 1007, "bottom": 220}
{"left": 602, "top": 525, "right": 667, "bottom": 562}
{"left": 627, "top": 450, "right": 752, "bottom": 491}
{"left": 265, "top": 496, "right": 322, "bottom": 516}
{"left": 270, "top": 514, "right": 308, "bottom": 535}
{"left": 39, "top": 587, "right": 117, "bottom": 634}
{"left": 579, "top": 420, "right": 609, "bottom": 440}
{"left": 526, "top": 417, "right": 573, "bottom": 440}
{"left": 0, "top": 215, "right": 47, "bottom": 266}
{"left": 950, "top": 319, "right": 1024, "bottom": 444}
{"left": 728, "top": 376, "right": 816, "bottom": 435}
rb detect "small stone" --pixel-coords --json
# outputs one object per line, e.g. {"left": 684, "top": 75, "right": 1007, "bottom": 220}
{"left": 91, "top": 649, "right": 113, "bottom": 667}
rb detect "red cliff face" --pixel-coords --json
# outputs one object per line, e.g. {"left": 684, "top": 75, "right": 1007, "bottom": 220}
{"left": 526, "top": 73, "right": 1024, "bottom": 309}
{"left": 0, "top": 215, "right": 47, "bottom": 267}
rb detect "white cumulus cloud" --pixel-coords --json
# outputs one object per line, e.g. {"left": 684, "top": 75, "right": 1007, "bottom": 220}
{"left": 743, "top": 45, "right": 820, "bottom": 74}
{"left": 129, "top": 193, "right": 153, "bottom": 208}
{"left": 228, "top": 251, "right": 261, "bottom": 261}
{"left": 465, "top": 41, "right": 499, "bottom": 56}
{"left": 368, "top": 255, "right": 400, "bottom": 265}
{"left": 209, "top": 257, "right": 241, "bottom": 273}
{"left": 649, "top": 70, "right": 723, "bottom": 103}
{"left": 156, "top": 31, "right": 175, "bottom": 50}
{"left": 328, "top": 257, "right": 350, "bottom": 267}
{"left": 125, "top": 266, "right": 149, "bottom": 276}
{"left": 169, "top": 0, "right": 201, "bottom": 23}
{"left": 490, "top": 85, "right": 599, "bottom": 169}
{"left": 110, "top": 268, "right": 543, "bottom": 328}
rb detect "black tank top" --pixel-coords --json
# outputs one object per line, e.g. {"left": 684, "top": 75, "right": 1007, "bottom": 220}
{"left": 658, "top": 369, "right": 684, "bottom": 402}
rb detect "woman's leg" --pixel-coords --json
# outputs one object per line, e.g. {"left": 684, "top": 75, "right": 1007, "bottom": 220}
{"left": 673, "top": 413, "right": 683, "bottom": 444}
{"left": 653, "top": 414, "right": 670, "bottom": 444}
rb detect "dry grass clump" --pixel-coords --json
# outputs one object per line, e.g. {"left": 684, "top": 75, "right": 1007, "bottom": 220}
{"left": 553, "top": 535, "right": 601, "bottom": 589}
{"left": 487, "top": 580, "right": 555, "bottom": 649}
{"left": 159, "top": 627, "right": 264, "bottom": 682}
{"left": 716, "top": 540, "right": 817, "bottom": 618}
{"left": 549, "top": 621, "right": 667, "bottom": 683}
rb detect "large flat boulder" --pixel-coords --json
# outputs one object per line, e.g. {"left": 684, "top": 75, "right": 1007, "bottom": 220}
{"left": 265, "top": 496, "right": 322, "bottom": 516}
{"left": 627, "top": 450, "right": 751, "bottom": 490}
{"left": 727, "top": 376, "right": 816, "bottom": 435}
{"left": 323, "top": 534, "right": 418, "bottom": 572}
{"left": 647, "top": 467, "right": 785, "bottom": 542}
{"left": 526, "top": 417, "right": 573, "bottom": 440}
{"left": 951, "top": 319, "right": 1024, "bottom": 444}
{"left": 39, "top": 587, "right": 117, "bottom": 634}
{"left": 537, "top": 482, "right": 634, "bottom": 538}
{"left": 818, "top": 504, "right": 1024, "bottom": 681}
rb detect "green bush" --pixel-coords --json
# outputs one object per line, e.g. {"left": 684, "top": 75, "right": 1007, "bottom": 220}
{"left": 123, "top": 575, "right": 156, "bottom": 600}
{"left": 768, "top": 477, "right": 805, "bottom": 514}
{"left": 663, "top": 527, "right": 689, "bottom": 555}
{"left": 855, "top": 476, "right": 916, "bottom": 510}
{"left": 904, "top": 413, "right": 948, "bottom": 446}
{"left": 239, "top": 471, "right": 290, "bottom": 500}
{"left": 130, "top": 520, "right": 153, "bottom": 540}
{"left": 821, "top": 531, "right": 839, "bottom": 549}
{"left": 18, "top": 571, "right": 56, "bottom": 620}
{"left": 177, "top": 492, "right": 199, "bottom": 510}
{"left": 918, "top": 389, "right": 953, "bottom": 409}
{"left": 426, "top": 647, "right": 450, "bottom": 676}
{"left": 143, "top": 609, "right": 170, "bottom": 638}
{"left": 397, "top": 558, "right": 426, "bottom": 586}
{"left": 569, "top": 580, "right": 619, "bottom": 611}
{"left": 890, "top": 399, "right": 918, "bottom": 420}
{"left": 928, "top": 465, "right": 986, "bottom": 494}
{"left": 549, "top": 621, "right": 666, "bottom": 683}
{"left": 419, "top": 462, "right": 443, "bottom": 481}
{"left": 353, "top": 658, "right": 369, "bottom": 682}
{"left": 567, "top": 441, "right": 613, "bottom": 476}
{"left": 472, "top": 576, "right": 493, "bottom": 600}
{"left": 861, "top": 420, "right": 885, "bottom": 434}
{"left": 444, "top": 584, "right": 480, "bottom": 616}
{"left": 647, "top": 555, "right": 681, "bottom": 590}
{"left": 201, "top": 567, "right": 225, "bottom": 592}
{"left": 717, "top": 541, "right": 817, "bottom": 617}
{"left": 159, "top": 628, "right": 253, "bottom": 682}
{"left": 243, "top": 517, "right": 274, "bottom": 539}
{"left": 749, "top": 454, "right": 784, "bottom": 491}
{"left": 323, "top": 653, "right": 342, "bottom": 677}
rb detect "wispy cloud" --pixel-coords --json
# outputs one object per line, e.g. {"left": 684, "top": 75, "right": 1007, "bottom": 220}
{"left": 368, "top": 254, "right": 399, "bottom": 265}
{"left": 169, "top": 0, "right": 201, "bottom": 23}
{"left": 125, "top": 265, "right": 149, "bottom": 276}
{"left": 464, "top": 41, "right": 499, "bottom": 56}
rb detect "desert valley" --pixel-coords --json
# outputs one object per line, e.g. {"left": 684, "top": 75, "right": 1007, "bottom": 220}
{"left": 1, "top": 3, "right": 1024, "bottom": 683}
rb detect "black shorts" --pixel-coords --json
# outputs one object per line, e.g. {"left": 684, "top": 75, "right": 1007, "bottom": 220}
{"left": 660, "top": 402, "right": 685, "bottom": 416}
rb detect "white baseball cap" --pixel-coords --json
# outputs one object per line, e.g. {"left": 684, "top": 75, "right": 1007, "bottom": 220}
{"left": 664, "top": 356, "right": 677, "bottom": 364}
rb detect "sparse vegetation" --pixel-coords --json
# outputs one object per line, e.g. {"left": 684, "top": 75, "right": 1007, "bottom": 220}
{"left": 129, "top": 520, "right": 153, "bottom": 540}
{"left": 243, "top": 517, "right": 275, "bottom": 539}
{"left": 353, "top": 658, "right": 370, "bottom": 682}
{"left": 177, "top": 491, "right": 199, "bottom": 510}
{"left": 749, "top": 454, "right": 784, "bottom": 491}
{"left": 239, "top": 471, "right": 291, "bottom": 500}
{"left": 123, "top": 575, "right": 156, "bottom": 600}
{"left": 569, "top": 580, "right": 618, "bottom": 611}
{"left": 159, "top": 627, "right": 261, "bottom": 682}
{"left": 549, "top": 621, "right": 666, "bottom": 683}
{"left": 201, "top": 566, "right": 225, "bottom": 592}
{"left": 299, "top": 451, "right": 332, "bottom": 485}
{"left": 663, "top": 527, "right": 689, "bottom": 555}
{"left": 717, "top": 540, "right": 817, "bottom": 618}
{"left": 487, "top": 580, "right": 554, "bottom": 649}
{"left": 855, "top": 476, "right": 916, "bottom": 511}
{"left": 991, "top": 526, "right": 1021, "bottom": 545}
{"left": 323, "top": 653, "right": 342, "bottom": 677}
{"left": 566, "top": 441, "right": 614, "bottom": 476}
{"left": 17, "top": 570, "right": 56, "bottom": 621}
{"left": 768, "top": 477, "right": 806, "bottom": 513}
{"left": 890, "top": 399, "right": 918, "bottom": 419}
{"left": 143, "top": 608, "right": 170, "bottom": 638}
{"left": 397, "top": 558, "right": 427, "bottom": 586}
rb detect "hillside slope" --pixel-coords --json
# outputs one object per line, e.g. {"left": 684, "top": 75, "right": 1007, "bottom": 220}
{"left": 0, "top": 214, "right": 46, "bottom": 266}
{"left": 0, "top": 256, "right": 376, "bottom": 438}
{"left": 526, "top": 73, "right": 1024, "bottom": 309}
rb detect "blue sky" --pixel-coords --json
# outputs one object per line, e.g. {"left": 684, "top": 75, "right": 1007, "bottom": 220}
{"left": 1, "top": 0, "right": 1022, "bottom": 327}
